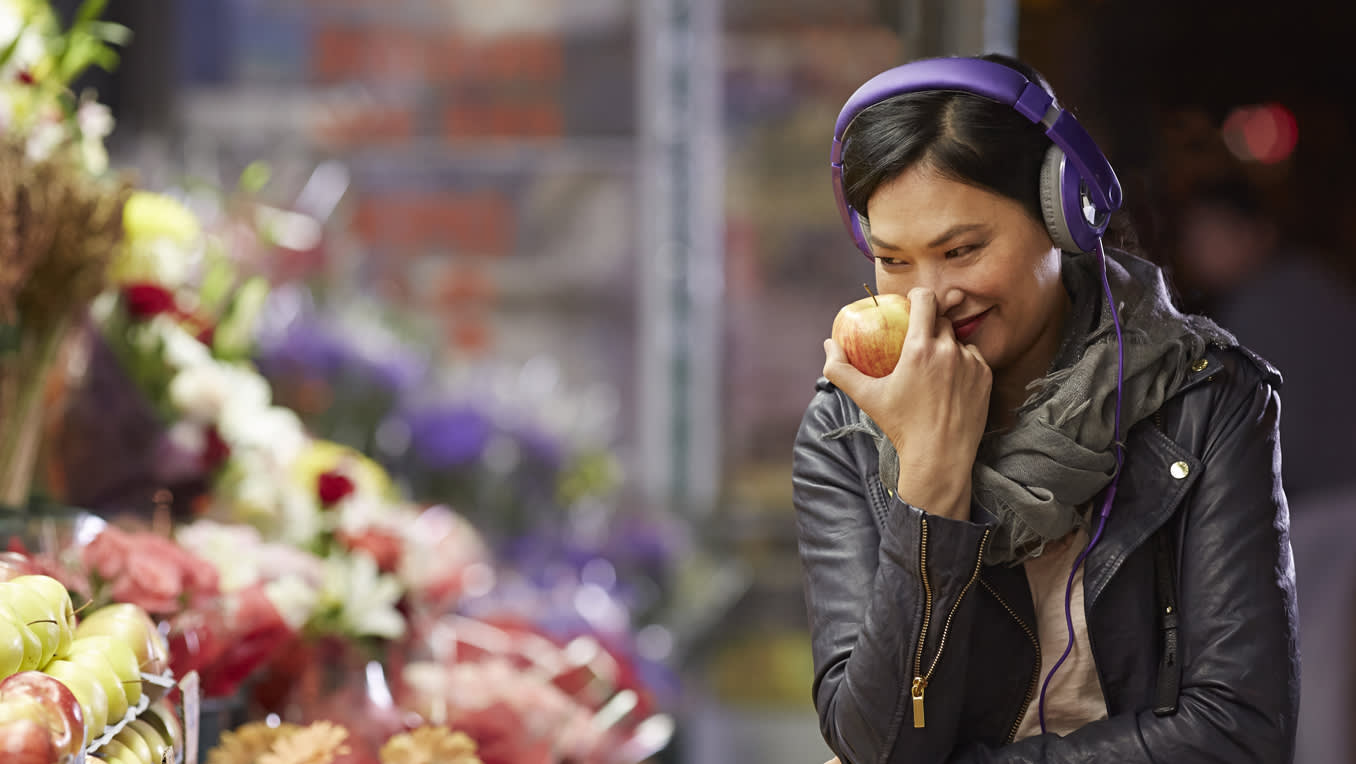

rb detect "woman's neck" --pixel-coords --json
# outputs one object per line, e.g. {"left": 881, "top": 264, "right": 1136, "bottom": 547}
{"left": 988, "top": 287, "right": 1073, "bottom": 432}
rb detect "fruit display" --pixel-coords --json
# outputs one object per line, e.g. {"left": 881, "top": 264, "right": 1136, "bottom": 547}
{"left": 0, "top": 573, "right": 183, "bottom": 763}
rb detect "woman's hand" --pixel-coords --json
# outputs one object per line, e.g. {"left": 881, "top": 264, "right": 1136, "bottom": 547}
{"left": 823, "top": 287, "right": 992, "bottom": 520}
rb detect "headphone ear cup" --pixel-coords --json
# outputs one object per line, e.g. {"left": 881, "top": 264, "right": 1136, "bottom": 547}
{"left": 1039, "top": 145, "right": 1081, "bottom": 252}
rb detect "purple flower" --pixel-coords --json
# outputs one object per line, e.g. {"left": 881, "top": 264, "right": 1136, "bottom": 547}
{"left": 403, "top": 405, "right": 494, "bottom": 467}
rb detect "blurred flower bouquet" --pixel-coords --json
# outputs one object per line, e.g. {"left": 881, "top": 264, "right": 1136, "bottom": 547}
{"left": 0, "top": 0, "right": 132, "bottom": 508}
{"left": 255, "top": 291, "right": 625, "bottom": 549}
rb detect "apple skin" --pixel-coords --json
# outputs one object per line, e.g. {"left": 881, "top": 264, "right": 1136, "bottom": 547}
{"left": 141, "top": 700, "right": 182, "bottom": 761}
{"left": 111, "top": 721, "right": 155, "bottom": 763}
{"left": 0, "top": 670, "right": 87, "bottom": 761}
{"left": 64, "top": 636, "right": 143, "bottom": 711}
{"left": 72, "top": 604, "right": 170, "bottom": 678}
{"left": 123, "top": 719, "right": 170, "bottom": 762}
{"left": 40, "top": 660, "right": 109, "bottom": 746}
{"left": 0, "top": 581, "right": 64, "bottom": 667}
{"left": 0, "top": 716, "right": 57, "bottom": 764}
{"left": 9, "top": 575, "right": 78, "bottom": 660}
{"left": 0, "top": 608, "right": 45, "bottom": 673}
{"left": 831, "top": 292, "right": 911, "bottom": 378}
{"left": 0, "top": 616, "right": 29, "bottom": 678}
{"left": 61, "top": 651, "right": 129, "bottom": 725}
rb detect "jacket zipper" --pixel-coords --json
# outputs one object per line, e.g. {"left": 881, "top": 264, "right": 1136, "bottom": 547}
{"left": 911, "top": 521, "right": 991, "bottom": 728}
{"left": 981, "top": 578, "right": 1041, "bottom": 743}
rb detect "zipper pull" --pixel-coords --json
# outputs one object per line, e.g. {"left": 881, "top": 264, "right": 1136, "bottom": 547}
{"left": 911, "top": 676, "right": 926, "bottom": 728}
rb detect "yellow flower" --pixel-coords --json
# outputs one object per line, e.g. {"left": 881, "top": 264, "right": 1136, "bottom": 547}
{"left": 257, "top": 721, "right": 350, "bottom": 764}
{"left": 122, "top": 191, "right": 201, "bottom": 246}
{"left": 207, "top": 721, "right": 302, "bottom": 764}
{"left": 379, "top": 726, "right": 482, "bottom": 764}
{"left": 291, "top": 439, "right": 395, "bottom": 502}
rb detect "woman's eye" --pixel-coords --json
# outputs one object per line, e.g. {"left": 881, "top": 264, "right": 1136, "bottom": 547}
{"left": 945, "top": 243, "right": 981, "bottom": 259}
{"left": 877, "top": 256, "right": 908, "bottom": 267}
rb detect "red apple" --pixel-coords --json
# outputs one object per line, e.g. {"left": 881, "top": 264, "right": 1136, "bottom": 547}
{"left": 0, "top": 670, "right": 86, "bottom": 761}
{"left": 0, "top": 716, "right": 56, "bottom": 764}
{"left": 831, "top": 291, "right": 911, "bottom": 377}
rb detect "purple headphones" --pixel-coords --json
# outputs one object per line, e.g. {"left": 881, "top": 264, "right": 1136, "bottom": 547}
{"left": 830, "top": 56, "right": 1123, "bottom": 255}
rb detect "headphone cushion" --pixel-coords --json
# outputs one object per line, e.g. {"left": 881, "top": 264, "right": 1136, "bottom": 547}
{"left": 1039, "top": 144, "right": 1081, "bottom": 252}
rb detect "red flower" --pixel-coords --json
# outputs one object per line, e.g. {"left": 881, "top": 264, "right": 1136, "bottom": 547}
{"left": 122, "top": 282, "right": 178, "bottom": 320}
{"left": 201, "top": 426, "right": 231, "bottom": 472}
{"left": 15, "top": 70, "right": 34, "bottom": 85}
{"left": 316, "top": 470, "right": 356, "bottom": 506}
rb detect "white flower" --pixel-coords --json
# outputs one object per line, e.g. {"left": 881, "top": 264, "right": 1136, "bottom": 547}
{"left": 265, "top": 575, "right": 321, "bottom": 632}
{"left": 218, "top": 404, "right": 307, "bottom": 467}
{"left": 77, "top": 100, "right": 113, "bottom": 140}
{"left": 176, "top": 519, "right": 265, "bottom": 592}
{"left": 169, "top": 359, "right": 270, "bottom": 425}
{"left": 158, "top": 320, "right": 213, "bottom": 369}
{"left": 321, "top": 553, "right": 406, "bottom": 640}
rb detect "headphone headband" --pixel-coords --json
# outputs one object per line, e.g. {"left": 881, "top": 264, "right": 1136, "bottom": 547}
{"left": 831, "top": 57, "right": 1123, "bottom": 256}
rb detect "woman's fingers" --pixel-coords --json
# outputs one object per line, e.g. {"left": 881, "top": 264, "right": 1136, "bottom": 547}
{"left": 823, "top": 338, "right": 870, "bottom": 402}
{"left": 905, "top": 287, "right": 937, "bottom": 342}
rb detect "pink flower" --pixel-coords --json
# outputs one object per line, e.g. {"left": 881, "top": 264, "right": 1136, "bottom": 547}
{"left": 336, "top": 528, "right": 402, "bottom": 574}
{"left": 81, "top": 526, "right": 221, "bottom": 615}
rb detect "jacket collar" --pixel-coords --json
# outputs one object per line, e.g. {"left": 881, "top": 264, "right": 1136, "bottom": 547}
{"left": 1080, "top": 345, "right": 1225, "bottom": 607}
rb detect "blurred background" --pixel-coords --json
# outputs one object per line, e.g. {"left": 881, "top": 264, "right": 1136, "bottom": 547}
{"left": 66, "top": 0, "right": 1356, "bottom": 761}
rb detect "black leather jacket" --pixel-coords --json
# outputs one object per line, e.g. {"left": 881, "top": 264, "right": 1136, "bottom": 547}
{"left": 793, "top": 344, "right": 1300, "bottom": 763}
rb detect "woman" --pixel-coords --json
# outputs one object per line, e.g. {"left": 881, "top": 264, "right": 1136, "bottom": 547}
{"left": 793, "top": 53, "right": 1299, "bottom": 763}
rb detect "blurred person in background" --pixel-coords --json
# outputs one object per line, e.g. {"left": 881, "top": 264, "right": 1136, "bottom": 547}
{"left": 1172, "top": 178, "right": 1356, "bottom": 505}
{"left": 793, "top": 53, "right": 1298, "bottom": 763}
{"left": 1170, "top": 177, "right": 1356, "bottom": 764}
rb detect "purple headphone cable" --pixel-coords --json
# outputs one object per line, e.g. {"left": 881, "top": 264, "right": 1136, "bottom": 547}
{"left": 1037, "top": 238, "right": 1126, "bottom": 735}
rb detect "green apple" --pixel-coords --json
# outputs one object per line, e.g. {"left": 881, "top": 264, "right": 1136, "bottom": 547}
{"left": 0, "top": 582, "right": 62, "bottom": 667}
{"left": 64, "top": 636, "right": 143, "bottom": 710}
{"left": 124, "top": 719, "right": 170, "bottom": 763}
{"left": 40, "top": 660, "right": 109, "bottom": 746}
{"left": 112, "top": 722, "right": 154, "bottom": 762}
{"left": 72, "top": 604, "right": 169, "bottom": 677}
{"left": 0, "top": 609, "right": 44, "bottom": 673}
{"left": 0, "top": 617, "right": 28, "bottom": 678}
{"left": 140, "top": 700, "right": 181, "bottom": 761}
{"left": 95, "top": 739, "right": 136, "bottom": 763}
{"left": 8, "top": 577, "right": 76, "bottom": 660}
{"left": 60, "top": 651, "right": 129, "bottom": 724}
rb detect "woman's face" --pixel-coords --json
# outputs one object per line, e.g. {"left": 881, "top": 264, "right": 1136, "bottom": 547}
{"left": 864, "top": 163, "right": 1068, "bottom": 387}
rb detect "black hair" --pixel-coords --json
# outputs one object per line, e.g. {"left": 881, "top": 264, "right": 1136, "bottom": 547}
{"left": 839, "top": 53, "right": 1060, "bottom": 234}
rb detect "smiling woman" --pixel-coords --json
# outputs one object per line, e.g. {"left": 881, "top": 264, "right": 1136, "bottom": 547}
{"left": 793, "top": 53, "right": 1299, "bottom": 764}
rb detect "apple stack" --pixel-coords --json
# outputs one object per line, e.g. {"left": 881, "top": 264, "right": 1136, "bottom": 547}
{"left": 0, "top": 574, "right": 185, "bottom": 764}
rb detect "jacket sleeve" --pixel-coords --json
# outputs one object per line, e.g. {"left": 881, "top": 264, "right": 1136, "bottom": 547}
{"left": 794, "top": 381, "right": 992, "bottom": 764}
{"left": 947, "top": 364, "right": 1300, "bottom": 763}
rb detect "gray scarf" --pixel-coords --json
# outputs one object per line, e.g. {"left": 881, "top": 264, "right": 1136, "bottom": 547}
{"left": 826, "top": 250, "right": 1236, "bottom": 565}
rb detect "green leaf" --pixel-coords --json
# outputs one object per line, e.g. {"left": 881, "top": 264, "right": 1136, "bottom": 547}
{"left": 0, "top": 25, "right": 25, "bottom": 72}
{"left": 238, "top": 161, "right": 273, "bottom": 195}
{"left": 74, "top": 0, "right": 110, "bottom": 27}
{"left": 87, "top": 21, "right": 133, "bottom": 47}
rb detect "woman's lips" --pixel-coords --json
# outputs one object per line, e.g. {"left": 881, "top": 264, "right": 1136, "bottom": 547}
{"left": 953, "top": 309, "right": 990, "bottom": 342}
